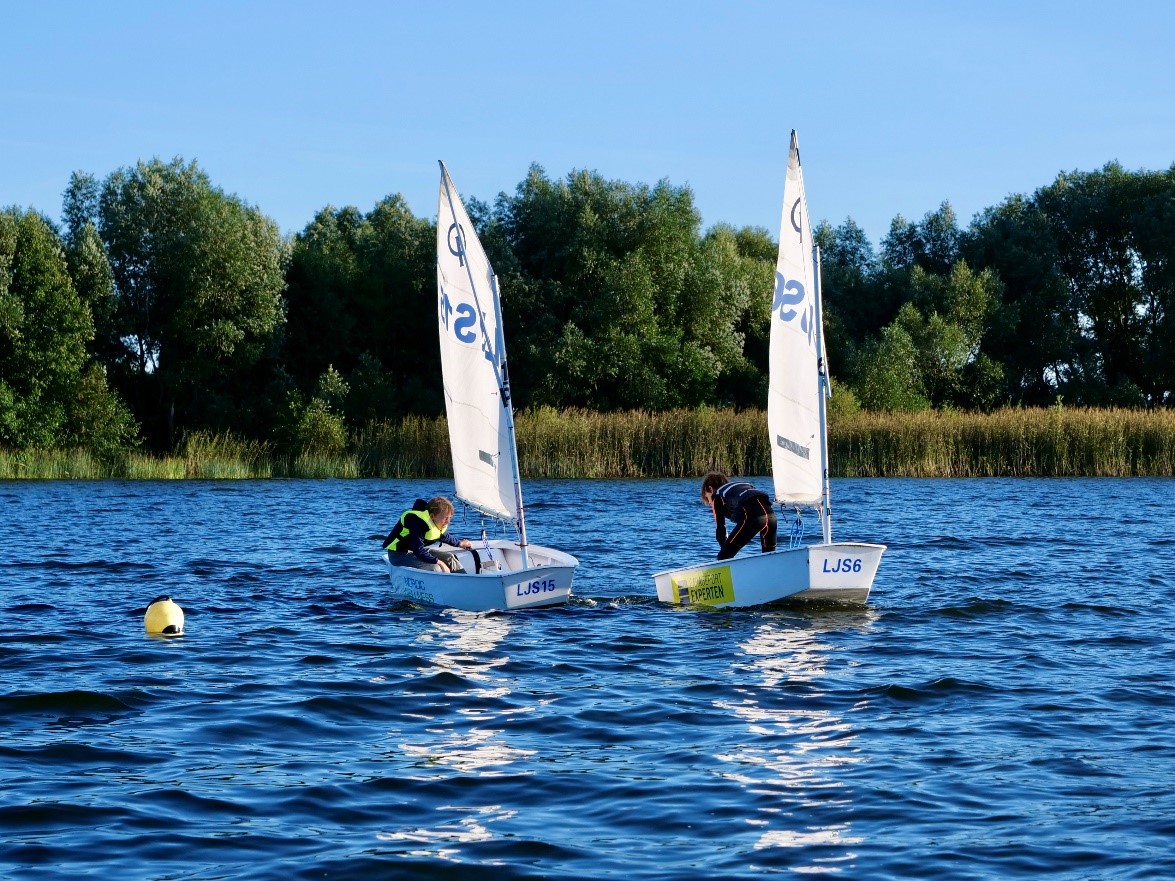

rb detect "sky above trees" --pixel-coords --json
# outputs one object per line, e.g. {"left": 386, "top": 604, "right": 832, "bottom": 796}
{"left": 4, "top": 1, "right": 1174, "bottom": 247}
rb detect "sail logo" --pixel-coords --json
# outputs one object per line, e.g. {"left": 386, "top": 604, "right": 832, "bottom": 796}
{"left": 773, "top": 271, "right": 815, "bottom": 346}
{"left": 439, "top": 219, "right": 499, "bottom": 368}
{"left": 777, "top": 434, "right": 810, "bottom": 460}
{"left": 447, "top": 221, "right": 467, "bottom": 266}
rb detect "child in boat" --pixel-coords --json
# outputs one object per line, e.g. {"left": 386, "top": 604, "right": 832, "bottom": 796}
{"left": 700, "top": 472, "right": 778, "bottom": 560}
{"left": 384, "top": 497, "right": 473, "bottom": 573}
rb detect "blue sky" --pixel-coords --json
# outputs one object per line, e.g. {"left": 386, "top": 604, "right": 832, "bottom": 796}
{"left": 5, "top": 0, "right": 1173, "bottom": 247}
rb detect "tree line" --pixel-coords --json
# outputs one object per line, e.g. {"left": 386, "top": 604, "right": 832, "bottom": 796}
{"left": 2, "top": 155, "right": 1172, "bottom": 455}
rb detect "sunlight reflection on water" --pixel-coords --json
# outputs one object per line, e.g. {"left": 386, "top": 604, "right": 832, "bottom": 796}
{"left": 718, "top": 621, "right": 869, "bottom": 869}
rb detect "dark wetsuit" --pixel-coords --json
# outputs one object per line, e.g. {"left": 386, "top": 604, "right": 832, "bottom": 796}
{"left": 712, "top": 482, "right": 778, "bottom": 560}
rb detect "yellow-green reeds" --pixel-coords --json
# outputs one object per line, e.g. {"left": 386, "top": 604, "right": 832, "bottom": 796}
{"left": 116, "top": 451, "right": 187, "bottom": 479}
{"left": 0, "top": 447, "right": 103, "bottom": 479}
{"left": 514, "top": 406, "right": 769, "bottom": 477}
{"left": 1, "top": 407, "right": 1172, "bottom": 480}
{"left": 371, "top": 406, "right": 1175, "bottom": 478}
{"left": 830, "top": 407, "right": 1175, "bottom": 477}
{"left": 180, "top": 431, "right": 273, "bottom": 479}
{"left": 354, "top": 416, "right": 451, "bottom": 478}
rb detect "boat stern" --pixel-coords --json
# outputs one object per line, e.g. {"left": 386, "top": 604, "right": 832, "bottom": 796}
{"left": 384, "top": 545, "right": 578, "bottom": 612}
{"left": 502, "top": 563, "right": 576, "bottom": 609}
{"left": 795, "top": 542, "right": 886, "bottom": 604}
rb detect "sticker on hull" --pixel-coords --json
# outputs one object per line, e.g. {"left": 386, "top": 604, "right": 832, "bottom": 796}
{"left": 671, "top": 566, "right": 735, "bottom": 605}
{"left": 392, "top": 573, "right": 435, "bottom": 604}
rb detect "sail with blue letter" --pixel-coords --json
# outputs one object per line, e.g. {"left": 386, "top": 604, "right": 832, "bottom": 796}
{"left": 436, "top": 163, "right": 518, "bottom": 522}
{"left": 768, "top": 131, "right": 824, "bottom": 506}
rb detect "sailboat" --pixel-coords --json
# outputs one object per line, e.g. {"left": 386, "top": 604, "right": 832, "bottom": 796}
{"left": 383, "top": 162, "right": 579, "bottom": 612}
{"left": 652, "top": 131, "right": 885, "bottom": 607}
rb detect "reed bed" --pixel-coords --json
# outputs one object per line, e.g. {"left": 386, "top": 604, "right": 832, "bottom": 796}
{"left": 176, "top": 432, "right": 363, "bottom": 479}
{"left": 0, "top": 447, "right": 107, "bottom": 479}
{"left": 178, "top": 432, "right": 273, "bottom": 479}
{"left": 117, "top": 452, "right": 188, "bottom": 480}
{"left": 354, "top": 416, "right": 452, "bottom": 478}
{"left": 1, "top": 407, "right": 1172, "bottom": 480}
{"left": 515, "top": 407, "right": 768, "bottom": 478}
{"left": 832, "top": 407, "right": 1175, "bottom": 477}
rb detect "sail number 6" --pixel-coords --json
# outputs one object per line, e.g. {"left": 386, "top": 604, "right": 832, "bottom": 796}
{"left": 822, "top": 558, "right": 863, "bottom": 574}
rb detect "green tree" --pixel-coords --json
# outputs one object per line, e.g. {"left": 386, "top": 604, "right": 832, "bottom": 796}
{"left": 852, "top": 321, "right": 929, "bottom": 411}
{"left": 694, "top": 224, "right": 773, "bottom": 407}
{"left": 282, "top": 206, "right": 365, "bottom": 392}
{"left": 964, "top": 164, "right": 1175, "bottom": 406}
{"left": 276, "top": 365, "right": 349, "bottom": 455}
{"left": 63, "top": 172, "right": 124, "bottom": 380}
{"left": 282, "top": 195, "right": 436, "bottom": 421}
{"left": 1034, "top": 162, "right": 1175, "bottom": 405}
{"left": 847, "top": 259, "right": 1003, "bottom": 411}
{"left": 723, "top": 225, "right": 778, "bottom": 403}
{"left": 494, "top": 165, "right": 760, "bottom": 410}
{"left": 962, "top": 195, "right": 1080, "bottom": 405}
{"left": 899, "top": 263, "right": 1001, "bottom": 408}
{"left": 98, "top": 158, "right": 287, "bottom": 446}
{"left": 0, "top": 208, "right": 136, "bottom": 450}
{"left": 815, "top": 218, "right": 887, "bottom": 378}
{"left": 354, "top": 195, "right": 437, "bottom": 415}
{"left": 881, "top": 203, "right": 960, "bottom": 274}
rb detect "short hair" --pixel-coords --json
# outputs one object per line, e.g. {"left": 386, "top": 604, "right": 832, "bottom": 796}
{"left": 700, "top": 471, "right": 729, "bottom": 502}
{"left": 427, "top": 497, "right": 455, "bottom": 520}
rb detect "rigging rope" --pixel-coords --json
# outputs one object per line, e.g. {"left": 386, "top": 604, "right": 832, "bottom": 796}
{"left": 479, "top": 529, "right": 499, "bottom": 571}
{"left": 788, "top": 507, "right": 806, "bottom": 550}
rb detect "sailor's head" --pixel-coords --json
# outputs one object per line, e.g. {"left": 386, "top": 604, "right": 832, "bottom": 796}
{"left": 427, "top": 497, "right": 455, "bottom": 530}
{"left": 144, "top": 595, "right": 184, "bottom": 636}
{"left": 700, "top": 471, "right": 729, "bottom": 505}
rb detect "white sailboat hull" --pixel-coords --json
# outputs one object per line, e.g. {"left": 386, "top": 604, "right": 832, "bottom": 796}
{"left": 384, "top": 540, "right": 578, "bottom": 612}
{"left": 653, "top": 542, "right": 885, "bottom": 608}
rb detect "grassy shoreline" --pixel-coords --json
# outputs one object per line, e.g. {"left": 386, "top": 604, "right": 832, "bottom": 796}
{"left": 2, "top": 407, "right": 1173, "bottom": 480}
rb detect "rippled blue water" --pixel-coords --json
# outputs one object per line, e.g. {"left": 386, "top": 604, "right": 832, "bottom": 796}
{"left": 2, "top": 477, "right": 1174, "bottom": 880}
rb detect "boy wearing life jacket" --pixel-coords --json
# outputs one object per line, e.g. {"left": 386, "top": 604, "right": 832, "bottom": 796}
{"left": 384, "top": 497, "right": 472, "bottom": 573}
{"left": 700, "top": 472, "right": 778, "bottom": 560}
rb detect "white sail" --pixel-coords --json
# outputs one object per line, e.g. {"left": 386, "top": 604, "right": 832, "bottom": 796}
{"left": 768, "top": 130, "right": 824, "bottom": 506}
{"left": 436, "top": 163, "right": 518, "bottom": 522}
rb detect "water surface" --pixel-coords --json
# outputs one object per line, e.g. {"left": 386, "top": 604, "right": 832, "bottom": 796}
{"left": 2, "top": 478, "right": 1173, "bottom": 879}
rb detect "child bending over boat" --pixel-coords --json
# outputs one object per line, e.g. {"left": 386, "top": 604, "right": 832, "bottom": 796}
{"left": 700, "top": 472, "right": 778, "bottom": 560}
{"left": 384, "top": 497, "right": 473, "bottom": 573}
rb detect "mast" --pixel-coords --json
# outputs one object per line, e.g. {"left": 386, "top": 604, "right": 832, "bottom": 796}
{"left": 489, "top": 272, "right": 531, "bottom": 567}
{"left": 812, "top": 244, "right": 833, "bottom": 544}
{"left": 438, "top": 161, "right": 531, "bottom": 566}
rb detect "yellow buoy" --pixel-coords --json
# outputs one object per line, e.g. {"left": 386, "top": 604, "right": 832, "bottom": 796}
{"left": 144, "top": 595, "right": 185, "bottom": 635}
